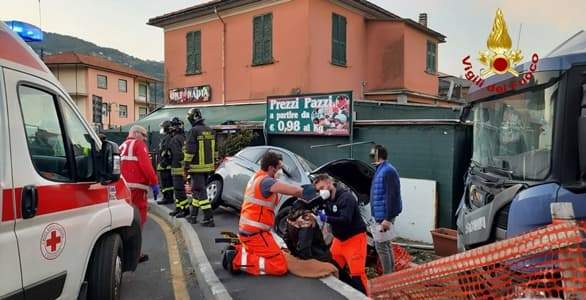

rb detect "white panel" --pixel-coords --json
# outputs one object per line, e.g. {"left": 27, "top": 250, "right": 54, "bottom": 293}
{"left": 393, "top": 178, "right": 437, "bottom": 244}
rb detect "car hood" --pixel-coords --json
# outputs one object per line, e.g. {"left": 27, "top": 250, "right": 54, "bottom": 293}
{"left": 311, "top": 159, "right": 374, "bottom": 197}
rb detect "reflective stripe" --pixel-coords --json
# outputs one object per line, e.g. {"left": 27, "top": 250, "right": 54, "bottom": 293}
{"left": 162, "top": 187, "right": 174, "bottom": 193}
{"left": 171, "top": 168, "right": 184, "bottom": 176}
{"left": 127, "top": 182, "right": 150, "bottom": 191}
{"left": 121, "top": 156, "right": 138, "bottom": 161}
{"left": 243, "top": 195, "right": 274, "bottom": 209}
{"left": 198, "top": 140, "right": 205, "bottom": 167}
{"left": 259, "top": 257, "right": 266, "bottom": 275}
{"left": 239, "top": 216, "right": 271, "bottom": 232}
{"left": 240, "top": 247, "right": 247, "bottom": 271}
{"left": 128, "top": 139, "right": 136, "bottom": 157}
{"left": 184, "top": 153, "right": 194, "bottom": 162}
{"left": 191, "top": 199, "right": 200, "bottom": 207}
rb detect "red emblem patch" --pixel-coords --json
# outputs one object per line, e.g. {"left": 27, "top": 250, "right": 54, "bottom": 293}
{"left": 40, "top": 223, "right": 66, "bottom": 260}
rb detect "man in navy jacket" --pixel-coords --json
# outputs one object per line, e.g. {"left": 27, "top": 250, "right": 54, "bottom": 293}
{"left": 370, "top": 144, "right": 402, "bottom": 274}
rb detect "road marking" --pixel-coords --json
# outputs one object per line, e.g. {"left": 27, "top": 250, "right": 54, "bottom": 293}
{"left": 150, "top": 213, "right": 190, "bottom": 300}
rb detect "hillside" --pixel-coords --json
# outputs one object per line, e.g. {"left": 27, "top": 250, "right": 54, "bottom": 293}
{"left": 30, "top": 32, "right": 164, "bottom": 101}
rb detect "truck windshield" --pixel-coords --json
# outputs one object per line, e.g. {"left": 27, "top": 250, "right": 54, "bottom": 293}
{"left": 471, "top": 82, "right": 558, "bottom": 180}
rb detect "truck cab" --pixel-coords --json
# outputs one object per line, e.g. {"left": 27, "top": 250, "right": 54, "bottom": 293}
{"left": 456, "top": 32, "right": 586, "bottom": 250}
{"left": 0, "top": 22, "right": 141, "bottom": 299}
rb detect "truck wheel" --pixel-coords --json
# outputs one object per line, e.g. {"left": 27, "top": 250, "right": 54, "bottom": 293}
{"left": 86, "top": 233, "right": 124, "bottom": 300}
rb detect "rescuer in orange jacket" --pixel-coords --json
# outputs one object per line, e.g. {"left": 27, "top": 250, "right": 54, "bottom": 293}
{"left": 222, "top": 151, "right": 306, "bottom": 276}
{"left": 120, "top": 125, "right": 159, "bottom": 263}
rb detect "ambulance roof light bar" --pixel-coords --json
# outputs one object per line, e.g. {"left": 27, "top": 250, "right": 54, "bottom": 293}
{"left": 4, "top": 20, "right": 43, "bottom": 42}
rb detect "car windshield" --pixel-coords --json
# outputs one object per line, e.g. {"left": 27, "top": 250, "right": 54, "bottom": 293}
{"left": 295, "top": 154, "right": 317, "bottom": 174}
{"left": 471, "top": 82, "right": 557, "bottom": 180}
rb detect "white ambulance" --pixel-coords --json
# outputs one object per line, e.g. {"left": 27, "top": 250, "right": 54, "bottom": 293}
{"left": 0, "top": 22, "right": 141, "bottom": 299}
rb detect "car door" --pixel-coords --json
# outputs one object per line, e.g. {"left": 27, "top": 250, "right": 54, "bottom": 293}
{"left": 224, "top": 148, "right": 265, "bottom": 206}
{"left": 0, "top": 68, "right": 24, "bottom": 300}
{"left": 5, "top": 68, "right": 111, "bottom": 299}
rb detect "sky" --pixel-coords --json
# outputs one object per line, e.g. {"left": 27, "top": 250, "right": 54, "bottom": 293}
{"left": 2, "top": 0, "right": 586, "bottom": 76}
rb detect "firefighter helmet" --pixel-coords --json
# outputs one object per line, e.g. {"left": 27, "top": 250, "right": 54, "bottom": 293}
{"left": 187, "top": 108, "right": 203, "bottom": 126}
{"left": 159, "top": 120, "right": 172, "bottom": 134}
{"left": 170, "top": 117, "right": 184, "bottom": 131}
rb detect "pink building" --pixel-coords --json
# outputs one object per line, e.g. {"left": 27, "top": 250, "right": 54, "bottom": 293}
{"left": 149, "top": 0, "right": 451, "bottom": 107}
{"left": 44, "top": 52, "right": 159, "bottom": 130}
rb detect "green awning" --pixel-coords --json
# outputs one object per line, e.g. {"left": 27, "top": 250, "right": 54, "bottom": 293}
{"left": 121, "top": 103, "right": 266, "bottom": 132}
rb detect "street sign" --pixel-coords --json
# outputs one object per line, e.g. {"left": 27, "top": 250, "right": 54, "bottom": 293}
{"left": 266, "top": 92, "right": 352, "bottom": 136}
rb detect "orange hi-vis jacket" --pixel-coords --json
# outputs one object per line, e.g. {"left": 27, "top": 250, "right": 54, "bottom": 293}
{"left": 239, "top": 170, "right": 278, "bottom": 235}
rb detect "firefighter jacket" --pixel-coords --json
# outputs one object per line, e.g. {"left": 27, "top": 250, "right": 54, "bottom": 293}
{"left": 239, "top": 170, "right": 278, "bottom": 235}
{"left": 119, "top": 138, "right": 158, "bottom": 191}
{"left": 169, "top": 130, "right": 186, "bottom": 176}
{"left": 158, "top": 133, "right": 172, "bottom": 170}
{"left": 184, "top": 120, "right": 216, "bottom": 173}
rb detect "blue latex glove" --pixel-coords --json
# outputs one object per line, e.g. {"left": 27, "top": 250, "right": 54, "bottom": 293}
{"left": 318, "top": 209, "right": 327, "bottom": 223}
{"left": 151, "top": 184, "right": 160, "bottom": 200}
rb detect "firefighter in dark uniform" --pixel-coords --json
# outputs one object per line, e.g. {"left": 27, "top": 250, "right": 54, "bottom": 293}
{"left": 168, "top": 117, "right": 190, "bottom": 218}
{"left": 184, "top": 108, "right": 216, "bottom": 227}
{"left": 156, "top": 120, "right": 174, "bottom": 205}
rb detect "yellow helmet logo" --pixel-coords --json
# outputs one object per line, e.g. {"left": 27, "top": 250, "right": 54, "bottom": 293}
{"left": 478, "top": 9, "right": 524, "bottom": 78}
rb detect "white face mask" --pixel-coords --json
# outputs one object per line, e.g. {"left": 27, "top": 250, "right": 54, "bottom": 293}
{"left": 159, "top": 128, "right": 165, "bottom": 134}
{"left": 319, "top": 189, "right": 331, "bottom": 200}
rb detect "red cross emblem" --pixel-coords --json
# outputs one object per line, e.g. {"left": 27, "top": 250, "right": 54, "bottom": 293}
{"left": 41, "top": 223, "right": 66, "bottom": 260}
{"left": 46, "top": 230, "right": 61, "bottom": 252}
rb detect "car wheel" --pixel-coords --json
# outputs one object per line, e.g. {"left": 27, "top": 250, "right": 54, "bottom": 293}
{"left": 86, "top": 233, "right": 123, "bottom": 300}
{"left": 275, "top": 205, "right": 291, "bottom": 238}
{"left": 207, "top": 179, "right": 223, "bottom": 210}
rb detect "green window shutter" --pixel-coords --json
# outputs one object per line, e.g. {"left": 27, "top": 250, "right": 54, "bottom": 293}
{"left": 263, "top": 13, "right": 272, "bottom": 64}
{"left": 426, "top": 41, "right": 437, "bottom": 73}
{"left": 253, "top": 15, "right": 263, "bottom": 65}
{"left": 186, "top": 32, "right": 194, "bottom": 74}
{"left": 194, "top": 31, "right": 201, "bottom": 73}
{"left": 332, "top": 14, "right": 346, "bottom": 65}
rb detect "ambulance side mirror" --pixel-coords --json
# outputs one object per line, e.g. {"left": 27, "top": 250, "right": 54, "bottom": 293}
{"left": 98, "top": 140, "right": 121, "bottom": 185}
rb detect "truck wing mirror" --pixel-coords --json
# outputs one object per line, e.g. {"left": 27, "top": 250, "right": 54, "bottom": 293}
{"left": 579, "top": 84, "right": 586, "bottom": 179}
{"left": 459, "top": 104, "right": 472, "bottom": 123}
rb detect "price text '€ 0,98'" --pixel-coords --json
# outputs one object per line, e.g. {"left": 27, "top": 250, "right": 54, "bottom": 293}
{"left": 277, "top": 120, "right": 301, "bottom": 132}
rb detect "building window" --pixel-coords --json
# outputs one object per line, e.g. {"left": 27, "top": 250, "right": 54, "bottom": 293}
{"left": 138, "top": 106, "right": 147, "bottom": 119}
{"left": 119, "top": 105, "right": 128, "bottom": 118}
{"left": 118, "top": 79, "right": 127, "bottom": 92}
{"left": 186, "top": 31, "right": 202, "bottom": 74}
{"left": 92, "top": 95, "right": 103, "bottom": 124}
{"left": 252, "top": 13, "right": 272, "bottom": 65}
{"left": 426, "top": 41, "right": 437, "bottom": 73}
{"left": 97, "top": 75, "right": 107, "bottom": 89}
{"left": 332, "top": 14, "right": 347, "bottom": 66}
{"left": 139, "top": 83, "right": 147, "bottom": 98}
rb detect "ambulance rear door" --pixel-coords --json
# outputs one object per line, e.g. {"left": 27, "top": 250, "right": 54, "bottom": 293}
{"left": 5, "top": 68, "right": 112, "bottom": 299}
{"left": 0, "top": 67, "right": 24, "bottom": 299}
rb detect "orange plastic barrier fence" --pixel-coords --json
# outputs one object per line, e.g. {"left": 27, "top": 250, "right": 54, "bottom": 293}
{"left": 370, "top": 221, "right": 586, "bottom": 299}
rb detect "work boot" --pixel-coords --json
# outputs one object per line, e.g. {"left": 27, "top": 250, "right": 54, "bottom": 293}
{"left": 201, "top": 209, "right": 215, "bottom": 227}
{"left": 222, "top": 246, "right": 240, "bottom": 275}
{"left": 175, "top": 208, "right": 190, "bottom": 218}
{"left": 188, "top": 207, "right": 199, "bottom": 224}
{"left": 157, "top": 198, "right": 173, "bottom": 205}
{"left": 169, "top": 208, "right": 181, "bottom": 217}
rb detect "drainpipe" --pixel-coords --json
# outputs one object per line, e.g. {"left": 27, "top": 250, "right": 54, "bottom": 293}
{"left": 215, "top": 7, "right": 226, "bottom": 105}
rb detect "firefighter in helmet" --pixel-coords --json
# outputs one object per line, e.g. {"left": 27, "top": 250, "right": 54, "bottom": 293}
{"left": 168, "top": 117, "right": 190, "bottom": 218}
{"left": 156, "top": 120, "right": 174, "bottom": 205}
{"left": 184, "top": 108, "right": 217, "bottom": 227}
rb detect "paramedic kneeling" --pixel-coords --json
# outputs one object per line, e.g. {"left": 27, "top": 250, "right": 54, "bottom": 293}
{"left": 224, "top": 151, "right": 304, "bottom": 276}
{"left": 314, "top": 174, "right": 368, "bottom": 295}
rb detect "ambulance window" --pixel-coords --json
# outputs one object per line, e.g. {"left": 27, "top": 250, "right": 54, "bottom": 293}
{"left": 19, "top": 85, "right": 71, "bottom": 181}
{"left": 60, "top": 98, "right": 94, "bottom": 181}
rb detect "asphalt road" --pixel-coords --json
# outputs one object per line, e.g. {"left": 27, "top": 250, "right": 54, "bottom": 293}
{"left": 164, "top": 204, "right": 346, "bottom": 300}
{"left": 121, "top": 214, "right": 204, "bottom": 300}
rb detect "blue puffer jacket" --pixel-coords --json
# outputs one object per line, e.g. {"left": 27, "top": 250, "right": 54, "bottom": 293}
{"left": 370, "top": 161, "right": 402, "bottom": 222}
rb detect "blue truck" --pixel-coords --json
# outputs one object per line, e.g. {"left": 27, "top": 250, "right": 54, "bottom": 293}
{"left": 456, "top": 32, "right": 586, "bottom": 250}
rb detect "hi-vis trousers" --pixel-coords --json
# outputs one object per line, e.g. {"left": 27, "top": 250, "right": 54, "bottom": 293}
{"left": 232, "top": 231, "right": 287, "bottom": 276}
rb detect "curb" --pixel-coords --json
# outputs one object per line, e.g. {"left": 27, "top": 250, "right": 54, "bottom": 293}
{"left": 149, "top": 201, "right": 232, "bottom": 300}
{"left": 149, "top": 201, "right": 368, "bottom": 300}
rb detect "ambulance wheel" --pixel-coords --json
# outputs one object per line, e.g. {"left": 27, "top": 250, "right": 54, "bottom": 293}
{"left": 86, "top": 233, "right": 124, "bottom": 300}
{"left": 207, "top": 178, "right": 223, "bottom": 210}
